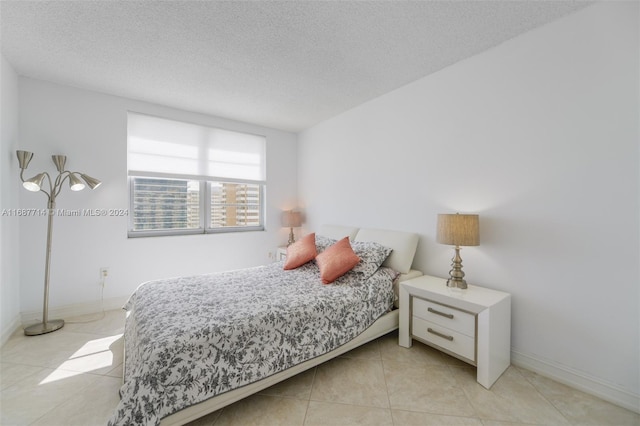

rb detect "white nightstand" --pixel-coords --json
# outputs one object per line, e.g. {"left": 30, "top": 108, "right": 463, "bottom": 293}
{"left": 399, "top": 275, "right": 511, "bottom": 389}
{"left": 276, "top": 246, "right": 287, "bottom": 261}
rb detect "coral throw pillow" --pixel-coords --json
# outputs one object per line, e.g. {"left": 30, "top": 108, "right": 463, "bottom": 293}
{"left": 283, "top": 233, "right": 317, "bottom": 270}
{"left": 315, "top": 237, "right": 361, "bottom": 284}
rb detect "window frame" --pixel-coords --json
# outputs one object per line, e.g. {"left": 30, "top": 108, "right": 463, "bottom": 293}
{"left": 127, "top": 176, "right": 265, "bottom": 238}
{"left": 206, "top": 180, "right": 264, "bottom": 234}
{"left": 126, "top": 112, "right": 267, "bottom": 238}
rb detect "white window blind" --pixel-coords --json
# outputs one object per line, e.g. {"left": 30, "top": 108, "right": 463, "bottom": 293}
{"left": 127, "top": 112, "right": 266, "bottom": 182}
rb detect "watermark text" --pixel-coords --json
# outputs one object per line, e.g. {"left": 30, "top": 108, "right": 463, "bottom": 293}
{"left": 1, "top": 208, "right": 129, "bottom": 217}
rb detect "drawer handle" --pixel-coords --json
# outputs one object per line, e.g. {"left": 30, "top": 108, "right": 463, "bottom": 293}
{"left": 427, "top": 328, "right": 454, "bottom": 341}
{"left": 428, "top": 307, "right": 454, "bottom": 319}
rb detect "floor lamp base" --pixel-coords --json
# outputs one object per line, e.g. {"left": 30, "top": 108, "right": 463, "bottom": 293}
{"left": 24, "top": 319, "right": 64, "bottom": 336}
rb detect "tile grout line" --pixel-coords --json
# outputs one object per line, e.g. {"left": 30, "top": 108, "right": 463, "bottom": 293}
{"left": 445, "top": 363, "right": 484, "bottom": 423}
{"left": 375, "top": 338, "right": 396, "bottom": 426}
{"left": 516, "top": 366, "right": 574, "bottom": 426}
{"left": 379, "top": 357, "right": 396, "bottom": 425}
{"left": 300, "top": 366, "right": 318, "bottom": 426}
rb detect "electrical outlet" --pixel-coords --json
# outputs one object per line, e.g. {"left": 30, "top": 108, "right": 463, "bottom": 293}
{"left": 268, "top": 251, "right": 274, "bottom": 260}
{"left": 100, "top": 267, "right": 109, "bottom": 278}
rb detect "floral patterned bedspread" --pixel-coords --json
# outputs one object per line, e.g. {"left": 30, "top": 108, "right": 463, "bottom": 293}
{"left": 108, "top": 261, "right": 396, "bottom": 425}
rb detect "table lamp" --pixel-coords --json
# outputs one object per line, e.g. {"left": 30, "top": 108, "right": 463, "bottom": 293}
{"left": 281, "top": 210, "right": 302, "bottom": 246}
{"left": 436, "top": 213, "right": 479, "bottom": 289}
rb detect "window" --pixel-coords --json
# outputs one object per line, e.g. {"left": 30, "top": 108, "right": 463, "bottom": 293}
{"left": 210, "top": 182, "right": 262, "bottom": 229}
{"left": 127, "top": 113, "right": 266, "bottom": 237}
{"left": 131, "top": 178, "right": 201, "bottom": 232}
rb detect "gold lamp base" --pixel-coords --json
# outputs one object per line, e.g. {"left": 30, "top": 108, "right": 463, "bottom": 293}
{"left": 24, "top": 319, "right": 64, "bottom": 336}
{"left": 287, "top": 227, "right": 295, "bottom": 246}
{"left": 446, "top": 277, "right": 468, "bottom": 289}
{"left": 446, "top": 246, "right": 468, "bottom": 289}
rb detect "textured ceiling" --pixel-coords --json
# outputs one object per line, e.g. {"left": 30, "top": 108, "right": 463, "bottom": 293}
{"left": 1, "top": 1, "right": 590, "bottom": 132}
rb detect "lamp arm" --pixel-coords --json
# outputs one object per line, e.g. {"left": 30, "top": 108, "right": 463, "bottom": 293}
{"left": 53, "top": 171, "right": 63, "bottom": 189}
{"left": 42, "top": 172, "right": 55, "bottom": 199}
{"left": 53, "top": 171, "right": 73, "bottom": 198}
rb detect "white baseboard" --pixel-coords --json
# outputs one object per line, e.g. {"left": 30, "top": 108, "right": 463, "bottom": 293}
{"left": 512, "top": 349, "right": 640, "bottom": 414}
{"left": 20, "top": 296, "right": 129, "bottom": 326}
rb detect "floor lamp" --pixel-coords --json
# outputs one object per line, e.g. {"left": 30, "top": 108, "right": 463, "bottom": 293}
{"left": 16, "top": 150, "right": 101, "bottom": 336}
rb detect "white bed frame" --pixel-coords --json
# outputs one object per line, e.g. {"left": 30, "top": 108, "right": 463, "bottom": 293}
{"left": 152, "top": 225, "right": 421, "bottom": 425}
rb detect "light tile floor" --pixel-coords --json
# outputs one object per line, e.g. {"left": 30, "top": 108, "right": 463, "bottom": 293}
{"left": 1, "top": 309, "right": 638, "bottom": 426}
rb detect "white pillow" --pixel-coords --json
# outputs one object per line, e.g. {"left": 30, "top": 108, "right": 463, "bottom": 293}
{"left": 354, "top": 228, "right": 419, "bottom": 274}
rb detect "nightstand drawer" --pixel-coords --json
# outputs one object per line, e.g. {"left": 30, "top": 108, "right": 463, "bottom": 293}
{"left": 412, "top": 297, "right": 475, "bottom": 337}
{"left": 412, "top": 316, "right": 475, "bottom": 361}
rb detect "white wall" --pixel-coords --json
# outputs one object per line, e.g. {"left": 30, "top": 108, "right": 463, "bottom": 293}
{"left": 299, "top": 2, "right": 639, "bottom": 409}
{"left": 0, "top": 55, "right": 21, "bottom": 345}
{"left": 17, "top": 78, "right": 298, "bottom": 317}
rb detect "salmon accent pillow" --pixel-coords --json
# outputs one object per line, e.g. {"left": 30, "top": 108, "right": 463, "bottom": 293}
{"left": 315, "top": 237, "right": 361, "bottom": 284}
{"left": 283, "top": 233, "right": 317, "bottom": 270}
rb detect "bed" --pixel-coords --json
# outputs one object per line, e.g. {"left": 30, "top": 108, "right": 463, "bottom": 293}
{"left": 109, "top": 226, "right": 421, "bottom": 426}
